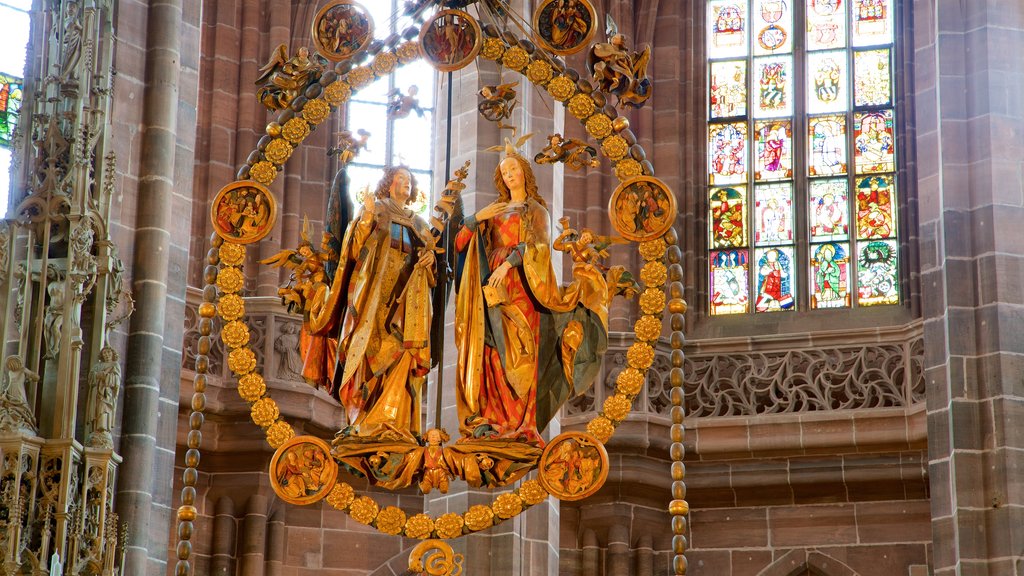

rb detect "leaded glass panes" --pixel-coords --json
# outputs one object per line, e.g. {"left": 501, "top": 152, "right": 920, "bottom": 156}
{"left": 710, "top": 186, "right": 748, "bottom": 248}
{"left": 709, "top": 1, "right": 749, "bottom": 59}
{"left": 807, "top": 50, "right": 848, "bottom": 114}
{"left": 857, "top": 239, "right": 899, "bottom": 305}
{"left": 755, "top": 246, "right": 796, "bottom": 311}
{"left": 853, "top": 49, "right": 891, "bottom": 106}
{"left": 754, "top": 55, "right": 794, "bottom": 117}
{"left": 705, "top": 0, "right": 899, "bottom": 314}
{"left": 711, "top": 249, "right": 750, "bottom": 315}
{"left": 811, "top": 242, "right": 851, "bottom": 308}
{"left": 754, "top": 120, "right": 793, "bottom": 180}
{"left": 710, "top": 60, "right": 748, "bottom": 118}
{"left": 806, "top": 0, "right": 846, "bottom": 51}
{"left": 854, "top": 110, "right": 894, "bottom": 173}
{"left": 852, "top": 0, "right": 892, "bottom": 46}
{"left": 709, "top": 122, "right": 748, "bottom": 185}
{"left": 0, "top": 74, "right": 22, "bottom": 148}
{"left": 753, "top": 0, "right": 793, "bottom": 54}
{"left": 754, "top": 183, "right": 793, "bottom": 245}
{"left": 808, "top": 114, "right": 847, "bottom": 175}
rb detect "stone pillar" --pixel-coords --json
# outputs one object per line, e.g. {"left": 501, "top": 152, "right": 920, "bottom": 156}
{"left": 210, "top": 496, "right": 236, "bottom": 576}
{"left": 264, "top": 507, "right": 285, "bottom": 576}
{"left": 581, "top": 529, "right": 599, "bottom": 575}
{"left": 635, "top": 534, "right": 653, "bottom": 576}
{"left": 238, "top": 495, "right": 267, "bottom": 576}
{"left": 914, "top": 0, "right": 1024, "bottom": 573}
{"left": 607, "top": 524, "right": 630, "bottom": 576}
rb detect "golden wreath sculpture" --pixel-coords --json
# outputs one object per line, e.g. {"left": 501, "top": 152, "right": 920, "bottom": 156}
{"left": 180, "top": 2, "right": 689, "bottom": 575}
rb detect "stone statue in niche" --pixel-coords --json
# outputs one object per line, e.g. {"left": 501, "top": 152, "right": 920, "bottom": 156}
{"left": 274, "top": 322, "right": 304, "bottom": 381}
{"left": 0, "top": 355, "right": 39, "bottom": 433}
{"left": 44, "top": 272, "right": 66, "bottom": 360}
{"left": 85, "top": 346, "right": 121, "bottom": 448}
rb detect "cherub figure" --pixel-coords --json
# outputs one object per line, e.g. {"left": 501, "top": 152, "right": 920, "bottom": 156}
{"left": 477, "top": 81, "right": 519, "bottom": 123}
{"left": 327, "top": 129, "right": 371, "bottom": 167}
{"left": 418, "top": 428, "right": 454, "bottom": 495}
{"left": 554, "top": 217, "right": 627, "bottom": 266}
{"left": 255, "top": 44, "right": 323, "bottom": 111}
{"left": 386, "top": 85, "right": 424, "bottom": 119}
{"left": 534, "top": 133, "right": 600, "bottom": 171}
{"left": 586, "top": 17, "right": 652, "bottom": 108}
{"left": 260, "top": 217, "right": 332, "bottom": 314}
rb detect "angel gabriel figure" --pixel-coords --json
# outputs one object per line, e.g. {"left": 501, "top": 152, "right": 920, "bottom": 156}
{"left": 586, "top": 16, "right": 652, "bottom": 108}
{"left": 255, "top": 44, "right": 323, "bottom": 111}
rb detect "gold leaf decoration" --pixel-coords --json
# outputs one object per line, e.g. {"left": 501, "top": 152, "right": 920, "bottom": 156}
{"left": 397, "top": 40, "right": 421, "bottom": 63}
{"left": 601, "top": 135, "right": 629, "bottom": 160}
{"left": 492, "top": 493, "right": 524, "bottom": 519}
{"left": 227, "top": 347, "right": 257, "bottom": 375}
{"left": 263, "top": 138, "right": 293, "bottom": 165}
{"left": 626, "top": 341, "right": 656, "bottom": 370}
{"left": 347, "top": 66, "right": 375, "bottom": 89}
{"left": 639, "top": 238, "right": 667, "bottom": 261}
{"left": 615, "top": 367, "right": 645, "bottom": 396}
{"left": 568, "top": 94, "right": 596, "bottom": 120}
{"left": 250, "top": 161, "right": 277, "bottom": 186}
{"left": 197, "top": 302, "right": 216, "bottom": 319}
{"left": 464, "top": 505, "right": 495, "bottom": 532}
{"left": 266, "top": 420, "right": 294, "bottom": 448}
{"left": 481, "top": 37, "right": 505, "bottom": 60}
{"left": 585, "top": 114, "right": 613, "bottom": 140}
{"left": 546, "top": 75, "right": 576, "bottom": 101}
{"left": 501, "top": 46, "right": 530, "bottom": 71}
{"left": 518, "top": 480, "right": 548, "bottom": 506}
{"left": 434, "top": 513, "right": 465, "bottom": 539}
{"left": 216, "top": 267, "right": 245, "bottom": 294}
{"left": 639, "top": 287, "right": 667, "bottom": 315}
{"left": 349, "top": 496, "right": 380, "bottom": 525}
{"left": 372, "top": 51, "right": 398, "bottom": 76}
{"left": 281, "top": 117, "right": 310, "bottom": 144}
{"left": 250, "top": 397, "right": 279, "bottom": 427}
{"left": 615, "top": 158, "right": 643, "bottom": 181}
{"left": 218, "top": 243, "right": 245, "bottom": 266}
{"left": 603, "top": 394, "right": 632, "bottom": 422}
{"left": 404, "top": 514, "right": 435, "bottom": 540}
{"left": 526, "top": 60, "right": 553, "bottom": 85}
{"left": 217, "top": 294, "right": 245, "bottom": 321}
{"left": 237, "top": 373, "right": 266, "bottom": 402}
{"left": 302, "top": 98, "right": 330, "bottom": 125}
{"left": 221, "top": 320, "right": 250, "bottom": 349}
{"left": 326, "top": 482, "right": 355, "bottom": 510}
{"left": 375, "top": 506, "right": 406, "bottom": 536}
{"left": 324, "top": 81, "right": 352, "bottom": 105}
{"left": 633, "top": 314, "right": 662, "bottom": 342}
{"left": 587, "top": 416, "right": 615, "bottom": 443}
{"left": 640, "top": 261, "right": 667, "bottom": 287}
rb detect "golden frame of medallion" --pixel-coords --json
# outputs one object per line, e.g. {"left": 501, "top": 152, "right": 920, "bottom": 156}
{"left": 608, "top": 175, "right": 678, "bottom": 243}
{"left": 311, "top": 0, "right": 375, "bottom": 63}
{"left": 532, "top": 0, "right": 598, "bottom": 56}
{"left": 419, "top": 8, "right": 483, "bottom": 72}
{"left": 210, "top": 180, "right": 278, "bottom": 245}
{"left": 269, "top": 435, "right": 340, "bottom": 506}
{"left": 537, "top": 432, "right": 610, "bottom": 502}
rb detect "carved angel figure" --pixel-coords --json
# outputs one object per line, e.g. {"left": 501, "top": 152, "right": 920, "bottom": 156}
{"left": 534, "top": 133, "right": 600, "bottom": 171}
{"left": 260, "top": 218, "right": 332, "bottom": 315}
{"left": 328, "top": 129, "right": 371, "bottom": 167}
{"left": 418, "top": 428, "right": 454, "bottom": 495}
{"left": 255, "top": 44, "right": 323, "bottom": 111}
{"left": 386, "top": 85, "right": 424, "bottom": 119}
{"left": 586, "top": 19, "right": 652, "bottom": 108}
{"left": 553, "top": 218, "right": 627, "bottom": 266}
{"left": 0, "top": 355, "right": 38, "bottom": 433}
{"left": 477, "top": 81, "right": 519, "bottom": 123}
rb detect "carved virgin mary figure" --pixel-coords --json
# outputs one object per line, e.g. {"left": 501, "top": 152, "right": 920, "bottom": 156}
{"left": 454, "top": 147, "right": 610, "bottom": 445}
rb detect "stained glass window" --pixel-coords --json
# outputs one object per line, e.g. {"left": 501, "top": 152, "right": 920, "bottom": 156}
{"left": 0, "top": 74, "right": 23, "bottom": 149}
{"left": 706, "top": 0, "right": 900, "bottom": 314}
{"left": 0, "top": 0, "right": 31, "bottom": 212}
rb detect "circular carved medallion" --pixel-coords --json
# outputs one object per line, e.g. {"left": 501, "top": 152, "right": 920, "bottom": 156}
{"left": 608, "top": 176, "right": 677, "bottom": 242}
{"left": 538, "top": 432, "right": 609, "bottom": 501}
{"left": 533, "top": 0, "right": 597, "bottom": 56}
{"left": 311, "top": 0, "right": 374, "bottom": 63}
{"left": 269, "top": 435, "right": 339, "bottom": 505}
{"left": 210, "top": 181, "right": 277, "bottom": 245}
{"left": 419, "top": 9, "right": 482, "bottom": 72}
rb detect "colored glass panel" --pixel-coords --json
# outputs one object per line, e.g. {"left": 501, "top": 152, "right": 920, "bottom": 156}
{"left": 852, "top": 0, "right": 892, "bottom": 46}
{"left": 754, "top": 183, "right": 794, "bottom": 245}
{"left": 709, "top": 122, "right": 748, "bottom": 185}
{"left": 855, "top": 175, "right": 895, "bottom": 239}
{"left": 709, "top": 1, "right": 749, "bottom": 59}
{"left": 854, "top": 110, "right": 895, "bottom": 173}
{"left": 710, "top": 60, "right": 748, "bottom": 119}
{"left": 806, "top": 0, "right": 846, "bottom": 51}
{"left": 755, "top": 246, "right": 796, "bottom": 311}
{"left": 857, "top": 239, "right": 899, "bottom": 305}
{"left": 754, "top": 55, "right": 794, "bottom": 118}
{"left": 808, "top": 115, "right": 847, "bottom": 176}
{"left": 809, "top": 179, "right": 850, "bottom": 241}
{"left": 0, "top": 73, "right": 23, "bottom": 149}
{"left": 807, "top": 50, "right": 848, "bottom": 114}
{"left": 709, "top": 186, "right": 748, "bottom": 248}
{"left": 811, "top": 242, "right": 851, "bottom": 308}
{"left": 754, "top": 120, "right": 793, "bottom": 180}
{"left": 753, "top": 0, "right": 793, "bottom": 54}
{"left": 854, "top": 49, "right": 891, "bottom": 106}
{"left": 711, "top": 249, "right": 750, "bottom": 315}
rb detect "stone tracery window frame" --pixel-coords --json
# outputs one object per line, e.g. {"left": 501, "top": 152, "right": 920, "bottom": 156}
{"left": 701, "top": 0, "right": 915, "bottom": 321}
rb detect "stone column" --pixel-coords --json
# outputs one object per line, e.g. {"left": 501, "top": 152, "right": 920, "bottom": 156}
{"left": 210, "top": 496, "right": 236, "bottom": 576}
{"left": 264, "top": 507, "right": 285, "bottom": 576}
{"left": 238, "top": 494, "right": 267, "bottom": 576}
{"left": 914, "top": 1, "right": 1024, "bottom": 573}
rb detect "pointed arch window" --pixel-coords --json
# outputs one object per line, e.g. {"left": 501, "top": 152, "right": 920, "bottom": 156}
{"left": 706, "top": 0, "right": 899, "bottom": 315}
{"left": 0, "top": 0, "right": 31, "bottom": 212}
